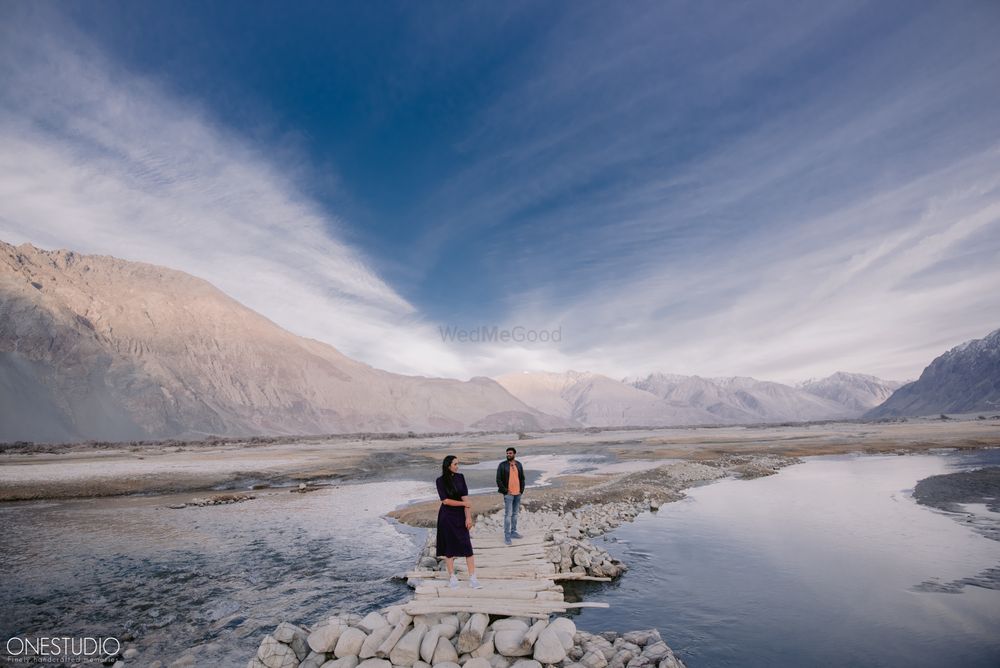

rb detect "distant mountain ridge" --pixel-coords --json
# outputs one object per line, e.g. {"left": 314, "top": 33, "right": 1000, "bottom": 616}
{"left": 797, "top": 372, "right": 905, "bottom": 414}
{"left": 6, "top": 239, "right": 981, "bottom": 443}
{"left": 496, "top": 369, "right": 903, "bottom": 428}
{"left": 865, "top": 328, "right": 1000, "bottom": 418}
{"left": 0, "top": 241, "right": 574, "bottom": 442}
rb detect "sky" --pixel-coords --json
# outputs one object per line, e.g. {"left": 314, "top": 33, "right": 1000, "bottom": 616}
{"left": 1, "top": 1, "right": 999, "bottom": 385}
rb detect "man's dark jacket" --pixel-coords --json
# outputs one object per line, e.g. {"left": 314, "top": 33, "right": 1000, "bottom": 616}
{"left": 496, "top": 459, "right": 526, "bottom": 495}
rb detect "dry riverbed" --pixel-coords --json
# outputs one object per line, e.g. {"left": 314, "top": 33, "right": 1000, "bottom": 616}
{"left": 1, "top": 419, "right": 998, "bottom": 503}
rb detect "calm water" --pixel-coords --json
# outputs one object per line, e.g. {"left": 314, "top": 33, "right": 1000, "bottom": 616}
{"left": 569, "top": 450, "right": 1000, "bottom": 668}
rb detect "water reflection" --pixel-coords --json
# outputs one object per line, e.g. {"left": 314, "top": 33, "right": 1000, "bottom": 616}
{"left": 569, "top": 451, "right": 1000, "bottom": 668}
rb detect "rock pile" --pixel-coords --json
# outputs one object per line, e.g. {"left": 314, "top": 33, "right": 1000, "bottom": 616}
{"left": 166, "top": 493, "right": 255, "bottom": 509}
{"left": 250, "top": 607, "right": 684, "bottom": 668}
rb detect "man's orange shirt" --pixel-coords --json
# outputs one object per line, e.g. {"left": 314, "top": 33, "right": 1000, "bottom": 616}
{"left": 509, "top": 463, "right": 521, "bottom": 495}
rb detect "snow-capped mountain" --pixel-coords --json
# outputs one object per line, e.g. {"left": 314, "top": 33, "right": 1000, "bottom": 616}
{"left": 866, "top": 328, "right": 1000, "bottom": 417}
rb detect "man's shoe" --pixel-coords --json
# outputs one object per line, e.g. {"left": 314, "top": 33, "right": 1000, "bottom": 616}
{"left": 469, "top": 576, "right": 483, "bottom": 589}
{"left": 510, "top": 531, "right": 524, "bottom": 539}
{"left": 448, "top": 575, "right": 459, "bottom": 589}
{"left": 504, "top": 536, "right": 512, "bottom": 545}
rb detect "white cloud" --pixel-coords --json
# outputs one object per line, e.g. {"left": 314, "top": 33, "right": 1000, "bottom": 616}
{"left": 0, "top": 17, "right": 476, "bottom": 379}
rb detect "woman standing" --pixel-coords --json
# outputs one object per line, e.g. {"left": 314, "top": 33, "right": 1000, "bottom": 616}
{"left": 436, "top": 455, "right": 482, "bottom": 589}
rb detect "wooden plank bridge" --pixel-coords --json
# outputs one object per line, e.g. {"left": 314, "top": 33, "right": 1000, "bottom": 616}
{"left": 402, "top": 532, "right": 612, "bottom": 619}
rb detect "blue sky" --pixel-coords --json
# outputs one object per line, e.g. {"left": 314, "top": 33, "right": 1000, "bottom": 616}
{"left": 1, "top": 1, "right": 999, "bottom": 383}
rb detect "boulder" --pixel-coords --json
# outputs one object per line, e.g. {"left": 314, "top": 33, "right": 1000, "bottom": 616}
{"left": 621, "top": 631, "right": 660, "bottom": 648}
{"left": 581, "top": 650, "right": 608, "bottom": 668}
{"left": 377, "top": 623, "right": 412, "bottom": 658}
{"left": 335, "top": 628, "right": 369, "bottom": 659}
{"left": 464, "top": 660, "right": 492, "bottom": 668}
{"left": 421, "top": 626, "right": 444, "bottom": 664}
{"left": 532, "top": 626, "right": 567, "bottom": 664}
{"left": 257, "top": 635, "right": 300, "bottom": 668}
{"left": 471, "top": 631, "right": 495, "bottom": 659}
{"left": 457, "top": 614, "right": 489, "bottom": 653}
{"left": 309, "top": 619, "right": 349, "bottom": 653}
{"left": 509, "top": 661, "right": 541, "bottom": 668}
{"left": 300, "top": 653, "right": 327, "bottom": 668}
{"left": 358, "top": 613, "right": 388, "bottom": 633}
{"left": 547, "top": 619, "right": 576, "bottom": 651}
{"left": 360, "top": 626, "right": 394, "bottom": 659}
{"left": 356, "top": 660, "right": 391, "bottom": 668}
{"left": 390, "top": 625, "right": 428, "bottom": 666}
{"left": 440, "top": 617, "right": 461, "bottom": 640}
{"left": 321, "top": 658, "right": 360, "bottom": 668}
{"left": 492, "top": 620, "right": 531, "bottom": 658}
{"left": 640, "top": 643, "right": 670, "bottom": 662}
{"left": 273, "top": 622, "right": 310, "bottom": 661}
{"left": 432, "top": 636, "right": 459, "bottom": 665}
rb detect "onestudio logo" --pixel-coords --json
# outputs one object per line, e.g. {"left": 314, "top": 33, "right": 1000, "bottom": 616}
{"left": 4, "top": 636, "right": 122, "bottom": 663}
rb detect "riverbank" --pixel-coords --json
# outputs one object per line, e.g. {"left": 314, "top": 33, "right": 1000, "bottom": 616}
{"left": 2, "top": 419, "right": 997, "bottom": 502}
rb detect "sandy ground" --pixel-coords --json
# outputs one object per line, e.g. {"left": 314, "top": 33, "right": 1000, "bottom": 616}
{"left": 2, "top": 418, "right": 998, "bottom": 503}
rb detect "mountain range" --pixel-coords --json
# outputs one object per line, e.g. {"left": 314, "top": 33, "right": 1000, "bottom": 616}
{"left": 0, "top": 241, "right": 573, "bottom": 442}
{"left": 1, "top": 240, "right": 995, "bottom": 443}
{"left": 495, "top": 369, "right": 901, "bottom": 427}
{"left": 865, "top": 329, "right": 1000, "bottom": 418}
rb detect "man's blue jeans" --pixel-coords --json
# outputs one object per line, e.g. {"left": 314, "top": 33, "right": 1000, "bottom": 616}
{"left": 504, "top": 493, "right": 521, "bottom": 539}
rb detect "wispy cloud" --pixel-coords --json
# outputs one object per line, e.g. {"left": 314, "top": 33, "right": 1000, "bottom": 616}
{"left": 403, "top": 1, "right": 1000, "bottom": 382}
{"left": 1, "top": 3, "right": 998, "bottom": 386}
{"left": 0, "top": 9, "right": 473, "bottom": 378}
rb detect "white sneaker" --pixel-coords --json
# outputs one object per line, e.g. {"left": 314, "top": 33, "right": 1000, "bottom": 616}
{"left": 469, "top": 576, "right": 483, "bottom": 589}
{"left": 448, "top": 575, "right": 459, "bottom": 589}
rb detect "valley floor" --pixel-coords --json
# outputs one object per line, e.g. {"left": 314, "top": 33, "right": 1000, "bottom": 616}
{"left": 1, "top": 418, "right": 998, "bottom": 503}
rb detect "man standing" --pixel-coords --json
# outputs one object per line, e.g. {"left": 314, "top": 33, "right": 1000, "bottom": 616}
{"left": 496, "top": 447, "right": 525, "bottom": 545}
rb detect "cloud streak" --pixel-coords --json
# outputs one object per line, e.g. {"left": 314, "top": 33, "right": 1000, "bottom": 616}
{"left": 1, "top": 3, "right": 999, "bottom": 386}
{"left": 0, "top": 10, "right": 475, "bottom": 378}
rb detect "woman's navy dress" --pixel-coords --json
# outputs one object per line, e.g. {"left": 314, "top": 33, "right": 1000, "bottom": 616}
{"left": 436, "top": 473, "right": 474, "bottom": 557}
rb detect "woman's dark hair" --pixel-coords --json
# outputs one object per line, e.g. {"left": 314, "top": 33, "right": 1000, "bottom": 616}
{"left": 441, "top": 455, "right": 459, "bottom": 500}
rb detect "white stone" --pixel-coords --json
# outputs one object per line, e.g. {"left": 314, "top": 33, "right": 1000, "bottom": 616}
{"left": 358, "top": 612, "right": 388, "bottom": 633}
{"left": 532, "top": 627, "right": 568, "bottom": 664}
{"left": 335, "top": 628, "right": 369, "bottom": 659}
{"left": 581, "top": 650, "right": 608, "bottom": 668}
{"left": 492, "top": 620, "right": 531, "bottom": 658}
{"left": 257, "top": 635, "right": 300, "bottom": 668}
{"left": 309, "top": 619, "right": 349, "bottom": 653}
{"left": 548, "top": 619, "right": 576, "bottom": 651}
{"left": 321, "top": 657, "right": 360, "bottom": 668}
{"left": 457, "top": 614, "right": 489, "bottom": 653}
{"left": 432, "top": 636, "right": 459, "bottom": 665}
{"left": 360, "top": 625, "right": 394, "bottom": 659}
{"left": 421, "top": 625, "right": 444, "bottom": 663}
{"left": 470, "top": 631, "right": 495, "bottom": 659}
{"left": 390, "top": 625, "right": 428, "bottom": 666}
{"left": 356, "top": 660, "right": 392, "bottom": 668}
{"left": 510, "top": 660, "right": 541, "bottom": 668}
{"left": 439, "top": 617, "right": 461, "bottom": 640}
{"left": 464, "top": 659, "right": 492, "bottom": 668}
